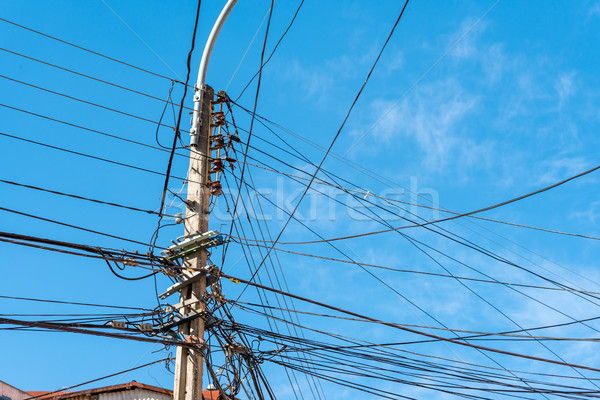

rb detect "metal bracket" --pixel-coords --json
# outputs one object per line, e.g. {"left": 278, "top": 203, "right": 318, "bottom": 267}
{"left": 158, "top": 311, "right": 204, "bottom": 332}
{"left": 160, "top": 230, "right": 224, "bottom": 261}
{"left": 159, "top": 270, "right": 206, "bottom": 299}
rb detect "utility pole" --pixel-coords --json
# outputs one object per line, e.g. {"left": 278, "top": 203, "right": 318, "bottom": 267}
{"left": 171, "top": 2, "right": 238, "bottom": 400}
{"left": 173, "top": 84, "right": 214, "bottom": 400}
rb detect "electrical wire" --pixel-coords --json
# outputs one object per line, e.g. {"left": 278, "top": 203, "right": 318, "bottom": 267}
{"left": 0, "top": 178, "right": 170, "bottom": 216}
{"left": 22, "top": 358, "right": 172, "bottom": 400}
{"left": 0, "top": 74, "right": 178, "bottom": 129}
{"left": 221, "top": 272, "right": 600, "bottom": 374}
{"left": 0, "top": 17, "right": 182, "bottom": 83}
{"left": 0, "top": 294, "right": 151, "bottom": 311}
{"left": 234, "top": 0, "right": 305, "bottom": 100}
{"left": 0, "top": 206, "right": 153, "bottom": 247}
{"left": 156, "top": 0, "right": 202, "bottom": 222}
{"left": 246, "top": 0, "right": 412, "bottom": 287}
{"left": 0, "top": 102, "right": 187, "bottom": 158}
{"left": 234, "top": 100, "right": 600, "bottom": 290}
{"left": 0, "top": 46, "right": 192, "bottom": 110}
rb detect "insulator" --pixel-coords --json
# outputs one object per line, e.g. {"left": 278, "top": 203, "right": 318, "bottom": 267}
{"left": 216, "top": 90, "right": 228, "bottom": 102}
{"left": 211, "top": 111, "right": 225, "bottom": 126}
{"left": 224, "top": 156, "right": 236, "bottom": 163}
{"left": 210, "top": 181, "right": 223, "bottom": 196}
{"left": 227, "top": 134, "right": 241, "bottom": 144}
{"left": 210, "top": 135, "right": 225, "bottom": 150}
{"left": 211, "top": 159, "right": 224, "bottom": 173}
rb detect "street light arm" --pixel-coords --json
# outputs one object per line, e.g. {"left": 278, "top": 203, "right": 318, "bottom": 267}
{"left": 197, "top": 0, "right": 239, "bottom": 88}
{"left": 190, "top": 0, "right": 238, "bottom": 147}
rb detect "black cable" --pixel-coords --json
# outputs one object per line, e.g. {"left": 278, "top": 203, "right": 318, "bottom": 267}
{"left": 222, "top": 272, "right": 600, "bottom": 374}
{"left": 235, "top": 139, "right": 600, "bottom": 311}
{"left": 242, "top": 159, "right": 329, "bottom": 400}
{"left": 223, "top": 170, "right": 322, "bottom": 400}
{"left": 219, "top": 173, "right": 308, "bottom": 400}
{"left": 155, "top": 80, "right": 177, "bottom": 149}
{"left": 0, "top": 206, "right": 154, "bottom": 247}
{"left": 233, "top": 303, "right": 600, "bottom": 391}
{"left": 234, "top": 0, "right": 305, "bottom": 101}
{"left": 156, "top": 0, "right": 202, "bottom": 217}
{"left": 0, "top": 102, "right": 189, "bottom": 159}
{"left": 0, "top": 130, "right": 205, "bottom": 188}
{"left": 246, "top": 0, "right": 412, "bottom": 286}
{"left": 237, "top": 99, "right": 600, "bottom": 294}
{"left": 0, "top": 294, "right": 150, "bottom": 311}
{"left": 224, "top": 0, "right": 275, "bottom": 268}
{"left": 0, "top": 317, "right": 185, "bottom": 347}
{"left": 234, "top": 241, "right": 600, "bottom": 295}
{"left": 0, "top": 17, "right": 182, "bottom": 84}
{"left": 0, "top": 231, "right": 170, "bottom": 270}
{"left": 229, "top": 163, "right": 547, "bottom": 399}
{"left": 99, "top": 249, "right": 159, "bottom": 281}
{"left": 0, "top": 178, "right": 169, "bottom": 216}
{"left": 0, "top": 130, "right": 169, "bottom": 176}
{"left": 0, "top": 46, "right": 192, "bottom": 110}
{"left": 153, "top": 0, "right": 202, "bottom": 259}
{"left": 0, "top": 74, "right": 178, "bottom": 129}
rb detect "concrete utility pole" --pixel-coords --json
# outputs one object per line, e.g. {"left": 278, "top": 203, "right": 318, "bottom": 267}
{"left": 172, "top": 2, "right": 238, "bottom": 400}
{"left": 173, "top": 84, "right": 214, "bottom": 400}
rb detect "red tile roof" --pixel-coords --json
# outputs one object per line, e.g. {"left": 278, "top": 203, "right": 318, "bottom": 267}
{"left": 202, "top": 389, "right": 220, "bottom": 400}
{"left": 25, "top": 391, "right": 71, "bottom": 400}
{"left": 26, "top": 383, "right": 229, "bottom": 400}
{"left": 26, "top": 382, "right": 170, "bottom": 400}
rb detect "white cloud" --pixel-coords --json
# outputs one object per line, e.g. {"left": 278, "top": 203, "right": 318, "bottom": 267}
{"left": 362, "top": 78, "right": 482, "bottom": 171}
{"left": 384, "top": 50, "right": 405, "bottom": 73}
{"left": 571, "top": 200, "right": 600, "bottom": 225}
{"left": 445, "top": 18, "right": 489, "bottom": 61}
{"left": 556, "top": 72, "right": 577, "bottom": 109}
{"left": 284, "top": 59, "right": 334, "bottom": 102}
{"left": 589, "top": 1, "right": 600, "bottom": 17}
{"left": 534, "top": 156, "right": 589, "bottom": 185}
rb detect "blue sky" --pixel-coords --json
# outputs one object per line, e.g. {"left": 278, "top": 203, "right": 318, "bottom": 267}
{"left": 1, "top": 1, "right": 600, "bottom": 399}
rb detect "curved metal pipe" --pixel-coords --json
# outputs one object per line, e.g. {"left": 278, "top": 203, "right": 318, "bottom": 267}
{"left": 190, "top": 0, "right": 238, "bottom": 146}
{"left": 197, "top": 0, "right": 239, "bottom": 88}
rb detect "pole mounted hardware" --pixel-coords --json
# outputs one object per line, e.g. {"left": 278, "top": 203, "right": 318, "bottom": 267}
{"left": 172, "top": 2, "right": 238, "bottom": 400}
{"left": 160, "top": 230, "right": 224, "bottom": 261}
{"left": 159, "top": 265, "right": 221, "bottom": 300}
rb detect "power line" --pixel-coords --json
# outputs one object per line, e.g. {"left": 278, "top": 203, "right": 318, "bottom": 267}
{"left": 0, "top": 130, "right": 186, "bottom": 180}
{"left": 0, "top": 294, "right": 151, "bottom": 311}
{"left": 226, "top": 141, "right": 600, "bottom": 338}
{"left": 241, "top": 151, "right": 600, "bottom": 242}
{"left": 0, "top": 178, "right": 170, "bottom": 216}
{"left": 238, "top": 114, "right": 600, "bottom": 299}
{"left": 247, "top": 0, "right": 412, "bottom": 286}
{"left": 234, "top": 0, "right": 305, "bottom": 100}
{"left": 234, "top": 100, "right": 600, "bottom": 291}
{"left": 228, "top": 241, "right": 600, "bottom": 295}
{"left": 156, "top": 0, "right": 202, "bottom": 223}
{"left": 22, "top": 358, "right": 172, "bottom": 400}
{"left": 0, "top": 74, "right": 178, "bottom": 129}
{"left": 223, "top": 158, "right": 516, "bottom": 383}
{"left": 0, "top": 102, "right": 187, "bottom": 157}
{"left": 0, "top": 231, "right": 168, "bottom": 267}
{"left": 221, "top": 272, "right": 600, "bottom": 374}
{"left": 0, "top": 317, "right": 183, "bottom": 346}
{"left": 0, "top": 206, "right": 154, "bottom": 247}
{"left": 0, "top": 46, "right": 191, "bottom": 110}
{"left": 233, "top": 161, "right": 600, "bottom": 246}
{"left": 0, "top": 17, "right": 182, "bottom": 83}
